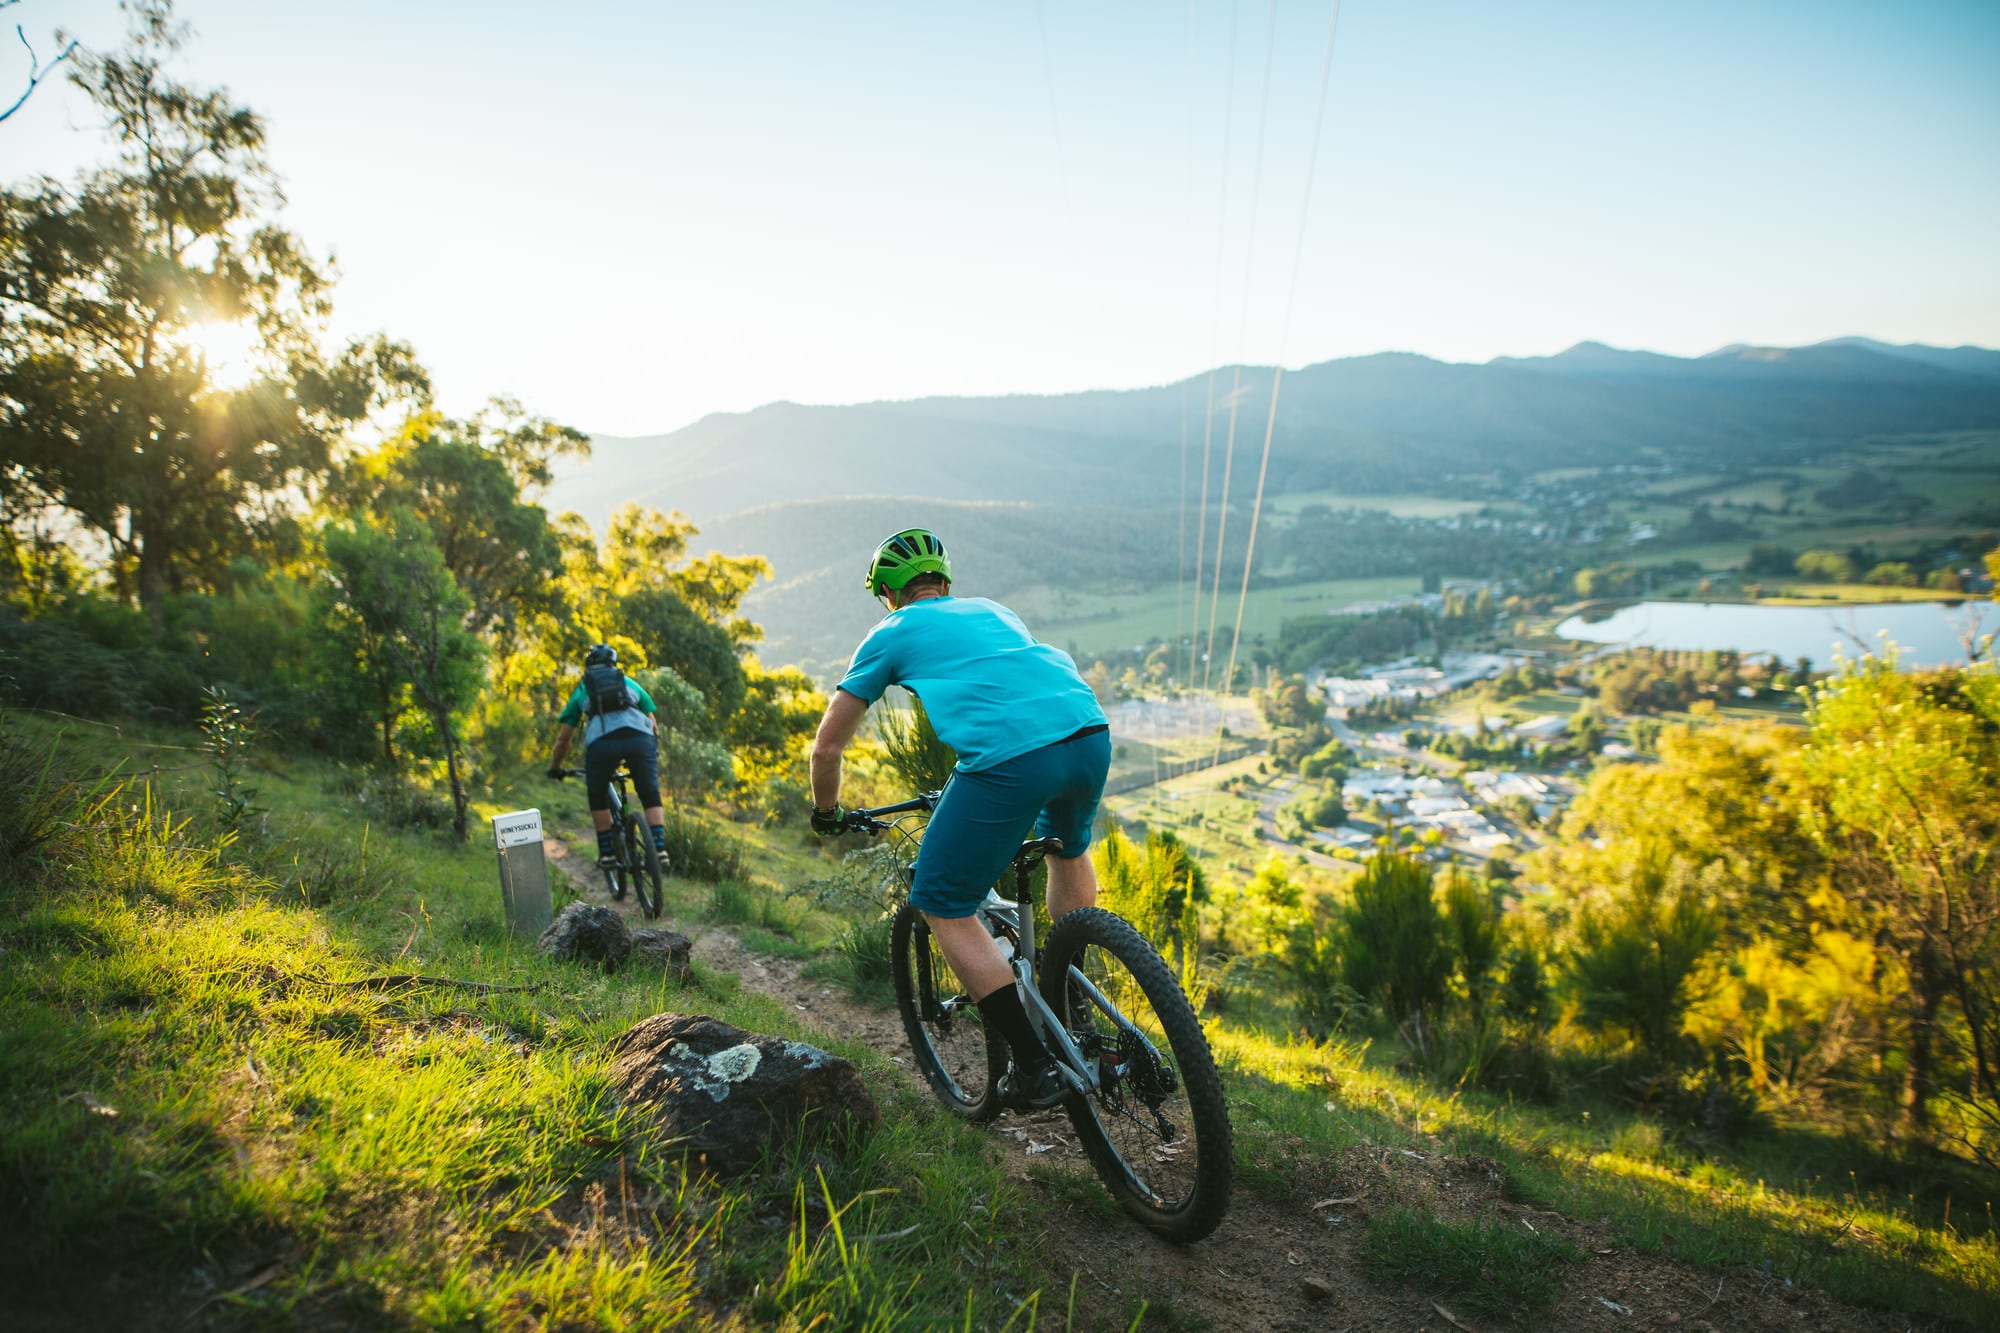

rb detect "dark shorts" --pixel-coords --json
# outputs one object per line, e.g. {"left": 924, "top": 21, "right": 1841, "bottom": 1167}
{"left": 584, "top": 728, "right": 660, "bottom": 812}
{"left": 910, "top": 726, "right": 1111, "bottom": 919}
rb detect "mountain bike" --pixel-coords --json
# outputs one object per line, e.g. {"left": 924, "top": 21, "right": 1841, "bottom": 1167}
{"left": 838, "top": 792, "right": 1233, "bottom": 1242}
{"left": 555, "top": 765, "right": 663, "bottom": 919}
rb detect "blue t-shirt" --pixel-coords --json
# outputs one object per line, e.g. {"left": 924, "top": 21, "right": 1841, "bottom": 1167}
{"left": 837, "top": 596, "right": 1106, "bottom": 773}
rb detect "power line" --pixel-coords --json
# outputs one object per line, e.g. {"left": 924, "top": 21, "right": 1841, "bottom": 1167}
{"left": 1186, "top": 0, "right": 1240, "bottom": 692}
{"left": 1201, "top": 0, "right": 1278, "bottom": 695}
{"left": 1219, "top": 0, "right": 1347, "bottom": 712}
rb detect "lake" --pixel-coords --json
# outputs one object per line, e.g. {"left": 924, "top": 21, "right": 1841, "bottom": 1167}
{"left": 1554, "top": 600, "right": 1993, "bottom": 670}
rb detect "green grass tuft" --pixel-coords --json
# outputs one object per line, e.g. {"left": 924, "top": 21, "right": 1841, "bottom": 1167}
{"left": 1358, "top": 1206, "right": 1580, "bottom": 1326}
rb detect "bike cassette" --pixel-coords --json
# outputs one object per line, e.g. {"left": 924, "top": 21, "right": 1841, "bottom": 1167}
{"left": 1118, "top": 1028, "right": 1179, "bottom": 1100}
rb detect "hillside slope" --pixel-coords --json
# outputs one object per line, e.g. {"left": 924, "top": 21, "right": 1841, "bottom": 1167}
{"left": 553, "top": 340, "right": 2000, "bottom": 527}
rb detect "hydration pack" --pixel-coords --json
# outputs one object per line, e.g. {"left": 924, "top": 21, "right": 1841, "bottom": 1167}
{"left": 582, "top": 663, "right": 634, "bottom": 718}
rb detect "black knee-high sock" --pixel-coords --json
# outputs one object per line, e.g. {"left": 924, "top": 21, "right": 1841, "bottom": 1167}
{"left": 977, "top": 983, "right": 1051, "bottom": 1071}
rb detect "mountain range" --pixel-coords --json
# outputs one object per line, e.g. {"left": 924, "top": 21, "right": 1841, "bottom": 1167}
{"left": 544, "top": 337, "right": 2000, "bottom": 671}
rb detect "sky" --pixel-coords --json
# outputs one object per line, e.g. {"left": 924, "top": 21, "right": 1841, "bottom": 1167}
{"left": 7, "top": 0, "right": 1999, "bottom": 436}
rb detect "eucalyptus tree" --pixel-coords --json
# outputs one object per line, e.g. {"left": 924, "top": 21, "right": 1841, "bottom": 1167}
{"left": 330, "top": 402, "right": 586, "bottom": 639}
{"left": 0, "top": 1, "right": 423, "bottom": 614}
{"left": 322, "top": 512, "right": 483, "bottom": 841}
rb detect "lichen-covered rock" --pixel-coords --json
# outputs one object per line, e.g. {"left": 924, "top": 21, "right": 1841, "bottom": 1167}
{"left": 609, "top": 1013, "right": 878, "bottom": 1175}
{"left": 629, "top": 928, "right": 693, "bottom": 981}
{"left": 538, "top": 903, "right": 631, "bottom": 971}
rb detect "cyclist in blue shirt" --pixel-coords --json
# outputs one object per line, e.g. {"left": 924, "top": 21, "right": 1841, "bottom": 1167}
{"left": 546, "top": 644, "right": 668, "bottom": 866}
{"left": 809, "top": 528, "right": 1111, "bottom": 1108}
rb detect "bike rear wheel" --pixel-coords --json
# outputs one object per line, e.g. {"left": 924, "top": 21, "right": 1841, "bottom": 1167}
{"left": 1040, "top": 907, "right": 1233, "bottom": 1241}
{"left": 892, "top": 902, "right": 1003, "bottom": 1121}
{"left": 620, "top": 810, "right": 663, "bottom": 919}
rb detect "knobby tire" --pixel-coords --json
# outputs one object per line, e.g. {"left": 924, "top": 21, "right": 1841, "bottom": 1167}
{"left": 621, "top": 810, "right": 663, "bottom": 920}
{"left": 1039, "top": 906, "right": 1233, "bottom": 1241}
{"left": 892, "top": 902, "right": 1003, "bottom": 1121}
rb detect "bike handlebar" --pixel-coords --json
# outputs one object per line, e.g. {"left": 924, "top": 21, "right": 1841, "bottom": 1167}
{"left": 841, "top": 791, "right": 941, "bottom": 833}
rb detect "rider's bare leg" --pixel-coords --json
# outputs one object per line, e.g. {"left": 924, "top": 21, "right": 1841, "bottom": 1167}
{"left": 925, "top": 911, "right": 1015, "bottom": 999}
{"left": 645, "top": 805, "right": 665, "bottom": 829}
{"left": 1046, "top": 850, "right": 1099, "bottom": 921}
{"left": 591, "top": 809, "right": 613, "bottom": 833}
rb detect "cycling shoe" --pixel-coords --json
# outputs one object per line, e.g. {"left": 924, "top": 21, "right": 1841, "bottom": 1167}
{"left": 998, "top": 1061, "right": 1068, "bottom": 1111}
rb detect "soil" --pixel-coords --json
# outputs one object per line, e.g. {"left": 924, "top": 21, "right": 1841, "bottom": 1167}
{"left": 554, "top": 845, "right": 1969, "bottom": 1333}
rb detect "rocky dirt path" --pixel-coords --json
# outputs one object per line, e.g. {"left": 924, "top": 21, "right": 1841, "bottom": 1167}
{"left": 549, "top": 841, "right": 1947, "bottom": 1331}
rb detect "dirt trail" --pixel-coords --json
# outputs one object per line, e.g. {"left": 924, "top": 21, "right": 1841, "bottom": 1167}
{"left": 550, "top": 844, "right": 1948, "bottom": 1331}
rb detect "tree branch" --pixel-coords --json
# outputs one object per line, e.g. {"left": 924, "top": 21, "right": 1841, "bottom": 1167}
{"left": 0, "top": 20, "right": 77, "bottom": 124}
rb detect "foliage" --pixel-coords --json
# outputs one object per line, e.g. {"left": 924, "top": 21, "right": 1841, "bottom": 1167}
{"left": 654, "top": 806, "right": 745, "bottom": 883}
{"left": 871, "top": 693, "right": 956, "bottom": 795}
{"left": 197, "top": 683, "right": 261, "bottom": 831}
{"left": 726, "top": 659, "right": 824, "bottom": 794}
{"left": 327, "top": 405, "right": 584, "bottom": 637}
{"left": 1342, "top": 849, "right": 1446, "bottom": 1042}
{"left": 1094, "top": 825, "right": 1207, "bottom": 1002}
{"left": 0, "top": 718, "right": 114, "bottom": 867}
{"left": 0, "top": 3, "right": 425, "bottom": 611}
{"left": 1800, "top": 658, "right": 2000, "bottom": 1156}
{"left": 1259, "top": 673, "right": 1323, "bottom": 728}
{"left": 322, "top": 514, "right": 483, "bottom": 839}
{"left": 1567, "top": 850, "right": 1721, "bottom": 1062}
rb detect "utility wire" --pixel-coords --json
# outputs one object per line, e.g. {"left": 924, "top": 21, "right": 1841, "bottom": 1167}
{"left": 1188, "top": 0, "right": 1243, "bottom": 691}
{"left": 1201, "top": 0, "right": 1278, "bottom": 695}
{"left": 1220, "top": 0, "right": 1346, "bottom": 724}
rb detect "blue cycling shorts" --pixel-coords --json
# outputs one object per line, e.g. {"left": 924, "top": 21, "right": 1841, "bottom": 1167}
{"left": 909, "top": 726, "right": 1111, "bottom": 919}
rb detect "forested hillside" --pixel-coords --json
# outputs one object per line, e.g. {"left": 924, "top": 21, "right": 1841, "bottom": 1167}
{"left": 559, "top": 341, "right": 2000, "bottom": 525}
{"left": 551, "top": 342, "right": 2000, "bottom": 669}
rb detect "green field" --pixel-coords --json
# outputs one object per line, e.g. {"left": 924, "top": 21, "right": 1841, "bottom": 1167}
{"left": 1012, "top": 575, "right": 1428, "bottom": 657}
{"left": 1264, "top": 489, "right": 1490, "bottom": 521}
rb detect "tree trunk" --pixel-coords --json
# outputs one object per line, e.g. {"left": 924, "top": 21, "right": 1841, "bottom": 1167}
{"left": 1902, "top": 948, "right": 1944, "bottom": 1141}
{"left": 136, "top": 533, "right": 170, "bottom": 625}
{"left": 437, "top": 707, "right": 468, "bottom": 843}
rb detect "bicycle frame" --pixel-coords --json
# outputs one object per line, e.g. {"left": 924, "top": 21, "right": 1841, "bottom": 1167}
{"left": 849, "top": 792, "right": 1142, "bottom": 1102}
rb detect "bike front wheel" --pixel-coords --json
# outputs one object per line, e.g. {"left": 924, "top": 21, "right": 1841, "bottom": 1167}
{"left": 621, "top": 810, "right": 663, "bottom": 919}
{"left": 892, "top": 902, "right": 1003, "bottom": 1121}
{"left": 1039, "top": 907, "right": 1233, "bottom": 1241}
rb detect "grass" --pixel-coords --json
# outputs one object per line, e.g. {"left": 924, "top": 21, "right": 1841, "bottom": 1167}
{"left": 1358, "top": 1206, "right": 1579, "bottom": 1327}
{"left": 1006, "top": 575, "right": 1427, "bottom": 658}
{"left": 0, "top": 713, "right": 1046, "bottom": 1328}
{"left": 9, "top": 706, "right": 2000, "bottom": 1327}
{"left": 1211, "top": 1021, "right": 2000, "bottom": 1326}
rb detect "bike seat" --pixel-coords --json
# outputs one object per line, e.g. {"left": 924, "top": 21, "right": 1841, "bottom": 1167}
{"left": 1014, "top": 836, "right": 1065, "bottom": 864}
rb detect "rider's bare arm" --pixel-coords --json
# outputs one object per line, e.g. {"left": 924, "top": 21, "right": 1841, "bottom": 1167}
{"left": 809, "top": 689, "right": 869, "bottom": 811}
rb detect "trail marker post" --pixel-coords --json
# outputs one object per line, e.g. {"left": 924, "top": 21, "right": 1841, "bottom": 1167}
{"left": 492, "top": 809, "right": 552, "bottom": 938}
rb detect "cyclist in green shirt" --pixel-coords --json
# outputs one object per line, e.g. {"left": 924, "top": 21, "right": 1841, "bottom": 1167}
{"left": 546, "top": 644, "right": 668, "bottom": 865}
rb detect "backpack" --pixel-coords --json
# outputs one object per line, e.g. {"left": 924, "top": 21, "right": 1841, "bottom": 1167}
{"left": 582, "top": 663, "right": 634, "bottom": 718}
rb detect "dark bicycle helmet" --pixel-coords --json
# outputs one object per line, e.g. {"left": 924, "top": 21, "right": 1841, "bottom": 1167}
{"left": 584, "top": 643, "right": 618, "bottom": 668}
{"left": 865, "top": 528, "right": 952, "bottom": 598}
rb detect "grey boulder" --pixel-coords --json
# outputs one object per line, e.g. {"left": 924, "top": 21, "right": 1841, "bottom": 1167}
{"left": 538, "top": 903, "right": 631, "bottom": 971}
{"left": 609, "top": 1013, "right": 878, "bottom": 1175}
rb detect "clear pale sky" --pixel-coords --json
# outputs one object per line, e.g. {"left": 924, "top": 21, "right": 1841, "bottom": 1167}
{"left": 8, "top": 0, "right": 1999, "bottom": 435}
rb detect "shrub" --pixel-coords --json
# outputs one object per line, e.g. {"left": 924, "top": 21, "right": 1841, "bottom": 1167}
{"left": 1568, "top": 851, "right": 1719, "bottom": 1061}
{"left": 0, "top": 720, "right": 118, "bottom": 872}
{"left": 1342, "top": 849, "right": 1447, "bottom": 1042}
{"left": 662, "top": 807, "right": 745, "bottom": 883}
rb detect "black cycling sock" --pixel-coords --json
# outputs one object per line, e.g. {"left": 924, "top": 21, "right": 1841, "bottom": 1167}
{"left": 977, "top": 983, "right": 1051, "bottom": 1072}
{"left": 651, "top": 823, "right": 667, "bottom": 852}
{"left": 596, "top": 829, "right": 618, "bottom": 860}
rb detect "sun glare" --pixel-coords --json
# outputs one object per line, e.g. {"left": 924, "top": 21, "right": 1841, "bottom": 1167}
{"left": 184, "top": 318, "right": 264, "bottom": 391}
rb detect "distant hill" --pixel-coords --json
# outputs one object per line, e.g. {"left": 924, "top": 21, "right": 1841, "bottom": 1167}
{"left": 545, "top": 338, "right": 2000, "bottom": 671}
{"left": 558, "top": 339, "right": 2000, "bottom": 526}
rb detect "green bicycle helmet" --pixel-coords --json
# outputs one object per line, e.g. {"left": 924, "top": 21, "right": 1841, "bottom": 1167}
{"left": 865, "top": 528, "right": 952, "bottom": 598}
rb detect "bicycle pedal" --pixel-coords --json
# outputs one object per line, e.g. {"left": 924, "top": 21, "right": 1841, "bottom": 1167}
{"left": 998, "top": 1063, "right": 1068, "bottom": 1112}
